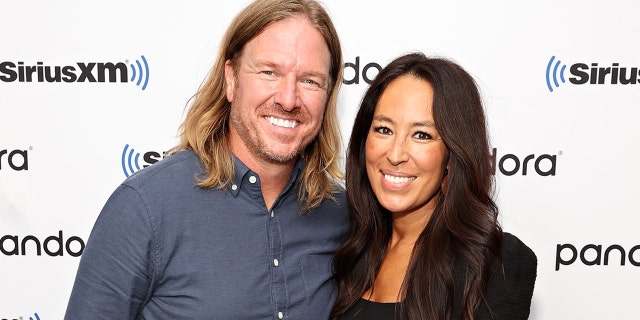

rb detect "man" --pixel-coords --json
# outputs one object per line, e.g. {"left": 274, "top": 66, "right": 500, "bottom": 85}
{"left": 64, "top": 0, "right": 347, "bottom": 319}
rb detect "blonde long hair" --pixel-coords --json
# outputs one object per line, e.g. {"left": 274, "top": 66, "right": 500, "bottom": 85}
{"left": 172, "top": 0, "right": 344, "bottom": 212}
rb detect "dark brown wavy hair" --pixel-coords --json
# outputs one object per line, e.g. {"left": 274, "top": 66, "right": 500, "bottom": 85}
{"left": 331, "top": 53, "right": 503, "bottom": 320}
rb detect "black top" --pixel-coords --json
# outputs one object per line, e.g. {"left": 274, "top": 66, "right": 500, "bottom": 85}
{"left": 340, "top": 299, "right": 395, "bottom": 319}
{"left": 339, "top": 233, "right": 537, "bottom": 320}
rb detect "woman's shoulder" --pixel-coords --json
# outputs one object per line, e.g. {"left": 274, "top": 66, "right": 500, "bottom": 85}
{"left": 501, "top": 232, "right": 537, "bottom": 267}
{"left": 493, "top": 232, "right": 538, "bottom": 298}
{"left": 478, "top": 232, "right": 537, "bottom": 319}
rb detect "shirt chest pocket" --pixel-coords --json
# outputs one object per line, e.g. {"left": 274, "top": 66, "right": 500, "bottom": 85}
{"left": 147, "top": 258, "right": 273, "bottom": 319}
{"left": 301, "top": 254, "right": 337, "bottom": 320}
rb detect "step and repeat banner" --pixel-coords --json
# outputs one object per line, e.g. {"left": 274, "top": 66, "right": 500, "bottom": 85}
{"left": 2, "top": 0, "right": 639, "bottom": 319}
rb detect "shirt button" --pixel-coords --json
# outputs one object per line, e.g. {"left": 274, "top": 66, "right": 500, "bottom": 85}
{"left": 270, "top": 211, "right": 274, "bottom": 218}
{"left": 249, "top": 176, "right": 257, "bottom": 183}
{"left": 231, "top": 184, "right": 238, "bottom": 191}
{"left": 273, "top": 259, "right": 279, "bottom": 267}
{"left": 278, "top": 311, "right": 283, "bottom": 319}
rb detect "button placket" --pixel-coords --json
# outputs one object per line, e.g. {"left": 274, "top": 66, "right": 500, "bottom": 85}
{"left": 268, "top": 197, "right": 285, "bottom": 319}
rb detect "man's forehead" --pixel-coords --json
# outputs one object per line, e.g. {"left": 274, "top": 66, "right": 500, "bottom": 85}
{"left": 239, "top": 20, "right": 331, "bottom": 72}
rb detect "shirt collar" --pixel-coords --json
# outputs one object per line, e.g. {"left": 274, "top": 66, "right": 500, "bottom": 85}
{"left": 230, "top": 155, "right": 305, "bottom": 198}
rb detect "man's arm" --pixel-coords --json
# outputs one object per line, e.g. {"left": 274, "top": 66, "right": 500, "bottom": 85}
{"left": 64, "top": 184, "right": 155, "bottom": 320}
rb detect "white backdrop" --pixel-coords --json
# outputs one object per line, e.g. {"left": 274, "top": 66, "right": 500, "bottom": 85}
{"left": 2, "top": 1, "right": 639, "bottom": 319}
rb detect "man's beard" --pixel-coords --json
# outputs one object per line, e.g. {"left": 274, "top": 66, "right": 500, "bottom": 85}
{"left": 229, "top": 102, "right": 310, "bottom": 164}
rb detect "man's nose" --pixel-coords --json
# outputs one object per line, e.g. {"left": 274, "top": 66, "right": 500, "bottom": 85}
{"left": 274, "top": 75, "right": 300, "bottom": 111}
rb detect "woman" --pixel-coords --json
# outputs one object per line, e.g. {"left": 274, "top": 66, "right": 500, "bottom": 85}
{"left": 331, "top": 53, "right": 537, "bottom": 320}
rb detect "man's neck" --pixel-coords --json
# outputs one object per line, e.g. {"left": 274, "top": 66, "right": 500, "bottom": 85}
{"left": 230, "top": 141, "right": 297, "bottom": 210}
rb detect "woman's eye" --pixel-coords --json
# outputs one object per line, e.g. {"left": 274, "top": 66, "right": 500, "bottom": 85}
{"left": 413, "top": 131, "right": 432, "bottom": 140}
{"left": 373, "top": 126, "right": 392, "bottom": 135}
{"left": 261, "top": 70, "right": 274, "bottom": 76}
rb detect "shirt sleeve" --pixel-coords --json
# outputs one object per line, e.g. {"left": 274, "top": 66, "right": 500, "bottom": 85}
{"left": 64, "top": 184, "right": 156, "bottom": 320}
{"left": 483, "top": 233, "right": 538, "bottom": 320}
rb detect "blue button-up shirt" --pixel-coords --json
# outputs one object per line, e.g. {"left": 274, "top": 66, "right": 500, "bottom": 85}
{"left": 65, "top": 150, "right": 348, "bottom": 319}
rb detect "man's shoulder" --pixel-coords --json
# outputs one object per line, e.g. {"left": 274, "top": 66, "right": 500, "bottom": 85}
{"left": 322, "top": 185, "right": 347, "bottom": 209}
{"left": 307, "top": 185, "right": 348, "bottom": 223}
{"left": 122, "top": 150, "right": 203, "bottom": 190}
{"left": 331, "top": 185, "right": 347, "bottom": 202}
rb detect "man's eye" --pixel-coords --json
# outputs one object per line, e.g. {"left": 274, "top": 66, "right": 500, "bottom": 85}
{"left": 303, "top": 79, "right": 324, "bottom": 89}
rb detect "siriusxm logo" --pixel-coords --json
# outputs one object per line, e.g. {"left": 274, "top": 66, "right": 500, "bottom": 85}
{"left": 546, "top": 55, "right": 640, "bottom": 92}
{"left": 1, "top": 313, "right": 40, "bottom": 320}
{"left": 0, "top": 55, "right": 150, "bottom": 91}
{"left": 121, "top": 144, "right": 166, "bottom": 177}
{"left": 545, "top": 56, "right": 567, "bottom": 92}
{"left": 129, "top": 55, "right": 150, "bottom": 90}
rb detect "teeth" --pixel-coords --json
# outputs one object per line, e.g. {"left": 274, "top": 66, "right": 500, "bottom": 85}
{"left": 384, "top": 174, "right": 415, "bottom": 183}
{"left": 267, "top": 116, "right": 298, "bottom": 128}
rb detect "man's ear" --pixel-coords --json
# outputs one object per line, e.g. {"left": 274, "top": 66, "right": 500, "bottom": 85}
{"left": 224, "top": 59, "right": 236, "bottom": 102}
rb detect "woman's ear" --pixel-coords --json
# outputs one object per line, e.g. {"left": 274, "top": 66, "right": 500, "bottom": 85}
{"left": 441, "top": 165, "right": 450, "bottom": 194}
